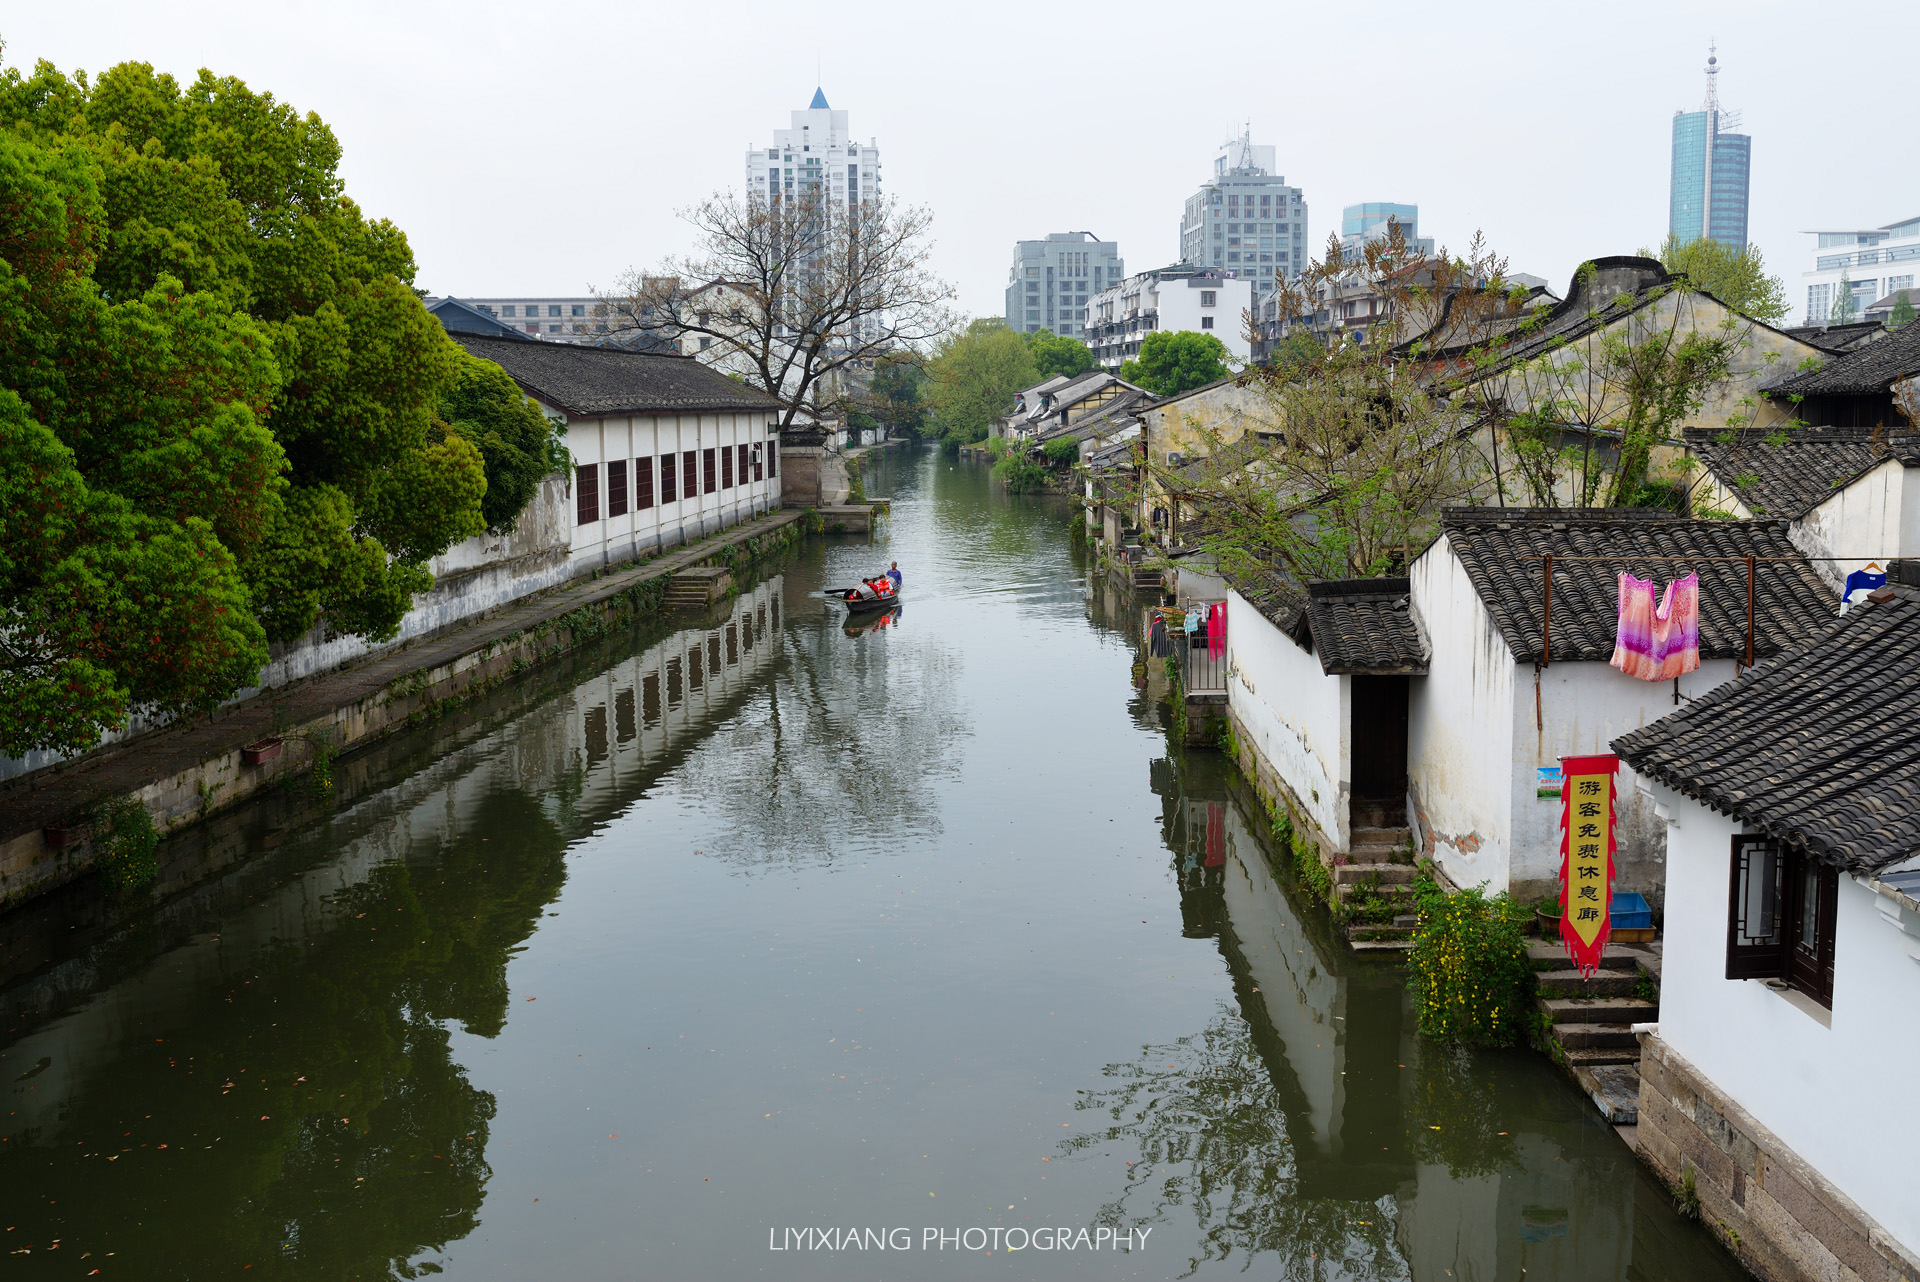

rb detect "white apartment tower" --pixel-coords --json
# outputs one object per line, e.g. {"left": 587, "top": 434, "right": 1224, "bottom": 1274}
{"left": 745, "top": 87, "right": 881, "bottom": 212}
{"left": 1179, "top": 130, "right": 1308, "bottom": 292}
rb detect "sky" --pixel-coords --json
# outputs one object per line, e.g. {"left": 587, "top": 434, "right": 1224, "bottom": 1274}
{"left": 6, "top": 0, "right": 1918, "bottom": 329}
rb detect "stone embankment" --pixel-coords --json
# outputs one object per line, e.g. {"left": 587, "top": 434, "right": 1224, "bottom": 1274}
{"left": 0, "top": 508, "right": 848, "bottom": 910}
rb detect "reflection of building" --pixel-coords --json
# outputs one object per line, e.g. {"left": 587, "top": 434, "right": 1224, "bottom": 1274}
{"left": 1669, "top": 45, "right": 1750, "bottom": 248}
{"left": 1005, "top": 232, "right": 1125, "bottom": 338}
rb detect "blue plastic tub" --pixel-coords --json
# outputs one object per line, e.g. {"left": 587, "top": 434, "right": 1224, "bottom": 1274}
{"left": 1610, "top": 892, "right": 1652, "bottom": 929}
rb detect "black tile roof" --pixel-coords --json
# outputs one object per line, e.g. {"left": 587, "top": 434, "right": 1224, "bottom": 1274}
{"left": 1781, "top": 321, "right": 1885, "bottom": 354}
{"left": 1684, "top": 426, "right": 1910, "bottom": 518}
{"left": 1440, "top": 508, "right": 1837, "bottom": 664}
{"left": 1226, "top": 565, "right": 1309, "bottom": 635}
{"left": 451, "top": 334, "right": 782, "bottom": 417}
{"left": 1767, "top": 320, "right": 1920, "bottom": 396}
{"left": 1614, "top": 581, "right": 1920, "bottom": 874}
{"left": 1303, "top": 579, "right": 1428, "bottom": 674}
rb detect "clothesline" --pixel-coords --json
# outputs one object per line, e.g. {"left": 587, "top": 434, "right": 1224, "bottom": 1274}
{"left": 1518, "top": 552, "right": 1897, "bottom": 668}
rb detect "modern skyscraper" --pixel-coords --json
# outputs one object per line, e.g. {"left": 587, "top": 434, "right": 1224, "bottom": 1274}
{"left": 1179, "top": 130, "right": 1307, "bottom": 290}
{"left": 1340, "top": 203, "right": 1436, "bottom": 259}
{"left": 1005, "top": 234, "right": 1125, "bottom": 337}
{"left": 745, "top": 87, "right": 881, "bottom": 212}
{"left": 1669, "top": 45, "right": 1751, "bottom": 248}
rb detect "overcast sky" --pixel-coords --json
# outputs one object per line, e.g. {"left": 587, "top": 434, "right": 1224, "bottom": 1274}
{"left": 7, "top": 1, "right": 1918, "bottom": 329}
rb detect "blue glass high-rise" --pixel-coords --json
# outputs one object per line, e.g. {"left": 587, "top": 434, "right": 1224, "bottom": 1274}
{"left": 1668, "top": 48, "right": 1750, "bottom": 248}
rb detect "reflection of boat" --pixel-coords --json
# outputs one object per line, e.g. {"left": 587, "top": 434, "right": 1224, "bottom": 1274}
{"left": 843, "top": 601, "right": 902, "bottom": 635}
{"left": 830, "top": 576, "right": 901, "bottom": 613}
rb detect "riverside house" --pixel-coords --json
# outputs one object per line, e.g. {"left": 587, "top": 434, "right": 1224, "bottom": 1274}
{"left": 1221, "top": 509, "right": 1836, "bottom": 910}
{"left": 1613, "top": 566, "right": 1920, "bottom": 1282}
{"left": 451, "top": 334, "right": 784, "bottom": 576}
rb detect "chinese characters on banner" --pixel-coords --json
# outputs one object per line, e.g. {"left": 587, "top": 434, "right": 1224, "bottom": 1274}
{"left": 1558, "top": 754, "right": 1618, "bottom": 976}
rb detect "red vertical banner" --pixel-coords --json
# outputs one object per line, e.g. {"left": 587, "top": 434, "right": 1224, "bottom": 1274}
{"left": 1558, "top": 754, "right": 1618, "bottom": 976}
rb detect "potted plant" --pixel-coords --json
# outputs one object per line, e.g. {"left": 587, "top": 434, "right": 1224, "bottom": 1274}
{"left": 1535, "top": 899, "right": 1563, "bottom": 939}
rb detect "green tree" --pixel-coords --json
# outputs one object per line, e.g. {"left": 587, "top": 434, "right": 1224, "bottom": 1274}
{"left": 0, "top": 53, "right": 517, "bottom": 753}
{"left": 925, "top": 317, "right": 1037, "bottom": 444}
{"left": 1024, "top": 327, "right": 1093, "bottom": 380}
{"left": 864, "top": 349, "right": 928, "bottom": 435}
{"left": 1119, "top": 330, "right": 1231, "bottom": 396}
{"left": 1652, "top": 233, "right": 1789, "bottom": 323}
{"left": 439, "top": 353, "right": 569, "bottom": 534}
{"left": 1891, "top": 291, "right": 1915, "bottom": 330}
{"left": 1831, "top": 270, "right": 1858, "bottom": 324}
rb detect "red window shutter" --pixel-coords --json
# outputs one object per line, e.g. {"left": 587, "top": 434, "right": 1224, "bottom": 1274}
{"left": 703, "top": 448, "right": 717, "bottom": 493}
{"left": 576, "top": 464, "right": 600, "bottom": 525}
{"left": 635, "top": 456, "right": 654, "bottom": 509}
{"left": 606, "top": 459, "right": 628, "bottom": 517}
{"left": 753, "top": 443, "right": 764, "bottom": 481}
{"left": 659, "top": 453, "right": 676, "bottom": 503}
{"left": 683, "top": 451, "right": 698, "bottom": 499}
{"left": 721, "top": 446, "right": 734, "bottom": 489}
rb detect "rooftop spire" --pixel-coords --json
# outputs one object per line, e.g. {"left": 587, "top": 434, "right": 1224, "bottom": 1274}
{"left": 1703, "top": 40, "right": 1719, "bottom": 114}
{"left": 808, "top": 86, "right": 829, "bottom": 110}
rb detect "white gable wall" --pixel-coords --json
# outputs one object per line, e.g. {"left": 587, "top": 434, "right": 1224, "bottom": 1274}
{"left": 1407, "top": 535, "right": 1516, "bottom": 891}
{"left": 1644, "top": 779, "right": 1920, "bottom": 1251}
{"left": 1790, "top": 457, "right": 1910, "bottom": 592}
{"left": 1225, "top": 591, "right": 1349, "bottom": 850}
{"left": 1507, "top": 657, "right": 1735, "bottom": 907}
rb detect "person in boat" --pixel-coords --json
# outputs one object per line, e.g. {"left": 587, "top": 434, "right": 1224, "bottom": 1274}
{"left": 887, "top": 562, "right": 901, "bottom": 590}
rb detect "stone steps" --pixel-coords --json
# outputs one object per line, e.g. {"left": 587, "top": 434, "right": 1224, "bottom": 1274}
{"left": 1561, "top": 1045, "right": 1644, "bottom": 1068}
{"left": 1536, "top": 969, "right": 1642, "bottom": 998}
{"left": 1549, "top": 1022, "right": 1642, "bottom": 1051}
{"left": 1333, "top": 863, "right": 1417, "bottom": 886}
{"left": 1539, "top": 995, "right": 1658, "bottom": 1025}
{"left": 1527, "top": 941, "right": 1646, "bottom": 971}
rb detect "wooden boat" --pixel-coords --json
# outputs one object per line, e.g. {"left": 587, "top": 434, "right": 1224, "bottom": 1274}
{"left": 832, "top": 578, "right": 901, "bottom": 613}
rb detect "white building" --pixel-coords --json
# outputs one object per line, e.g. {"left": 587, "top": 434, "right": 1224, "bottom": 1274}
{"left": 1085, "top": 265, "right": 1253, "bottom": 371}
{"left": 1799, "top": 214, "right": 1920, "bottom": 325}
{"left": 745, "top": 86, "right": 881, "bottom": 213}
{"left": 1005, "top": 232, "right": 1124, "bottom": 338}
{"left": 1219, "top": 510, "right": 1838, "bottom": 910}
{"left": 432, "top": 296, "right": 616, "bottom": 343}
{"left": 1178, "top": 131, "right": 1308, "bottom": 291}
{"left": 452, "top": 335, "right": 783, "bottom": 575}
{"left": 1614, "top": 577, "right": 1920, "bottom": 1282}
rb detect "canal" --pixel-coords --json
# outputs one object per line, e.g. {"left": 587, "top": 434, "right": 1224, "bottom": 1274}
{"left": 0, "top": 446, "right": 1743, "bottom": 1280}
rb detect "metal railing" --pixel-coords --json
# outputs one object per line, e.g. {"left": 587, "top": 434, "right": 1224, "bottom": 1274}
{"left": 1176, "top": 601, "right": 1228, "bottom": 694}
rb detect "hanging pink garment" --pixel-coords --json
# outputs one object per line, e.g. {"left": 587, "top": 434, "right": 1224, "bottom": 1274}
{"left": 1207, "top": 601, "right": 1227, "bottom": 659}
{"left": 1609, "top": 572, "right": 1700, "bottom": 681}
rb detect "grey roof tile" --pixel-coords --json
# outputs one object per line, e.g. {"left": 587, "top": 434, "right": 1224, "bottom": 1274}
{"left": 1441, "top": 508, "right": 1836, "bottom": 664}
{"left": 452, "top": 334, "right": 781, "bottom": 417}
{"left": 1614, "top": 577, "right": 1920, "bottom": 874}
{"left": 1767, "top": 320, "right": 1920, "bottom": 396}
{"left": 1303, "top": 579, "right": 1428, "bottom": 674}
{"left": 1684, "top": 426, "right": 1908, "bottom": 518}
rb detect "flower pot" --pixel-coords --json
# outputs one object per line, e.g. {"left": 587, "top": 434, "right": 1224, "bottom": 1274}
{"left": 242, "top": 737, "right": 284, "bottom": 767}
{"left": 1535, "top": 909, "right": 1563, "bottom": 939}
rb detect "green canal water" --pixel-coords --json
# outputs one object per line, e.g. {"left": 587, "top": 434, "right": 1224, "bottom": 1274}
{"left": 0, "top": 446, "right": 1744, "bottom": 1280}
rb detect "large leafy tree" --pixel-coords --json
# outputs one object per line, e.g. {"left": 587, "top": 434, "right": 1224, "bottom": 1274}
{"left": 925, "top": 317, "right": 1036, "bottom": 445}
{"left": 1024, "top": 327, "right": 1093, "bottom": 380}
{"left": 1650, "top": 233, "right": 1788, "bottom": 324}
{"left": 1120, "top": 330, "right": 1231, "bottom": 395}
{"left": 0, "top": 53, "right": 498, "bottom": 754}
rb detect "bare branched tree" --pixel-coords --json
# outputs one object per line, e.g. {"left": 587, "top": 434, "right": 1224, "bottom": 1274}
{"left": 597, "top": 192, "right": 956, "bottom": 432}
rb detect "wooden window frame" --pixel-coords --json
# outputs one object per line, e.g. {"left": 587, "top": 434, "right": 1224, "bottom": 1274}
{"left": 659, "top": 452, "right": 676, "bottom": 504}
{"left": 683, "top": 451, "right": 699, "bottom": 502}
{"left": 1726, "top": 834, "right": 1838, "bottom": 1008}
{"left": 606, "top": 459, "right": 628, "bottom": 518}
{"left": 703, "top": 448, "right": 718, "bottom": 494}
{"left": 635, "top": 455, "right": 655, "bottom": 509}
{"left": 721, "top": 445, "right": 734, "bottom": 489}
{"left": 768, "top": 441, "right": 779, "bottom": 478}
{"left": 738, "top": 443, "right": 751, "bottom": 487}
{"left": 576, "top": 463, "right": 600, "bottom": 525}
{"left": 753, "top": 443, "right": 764, "bottom": 482}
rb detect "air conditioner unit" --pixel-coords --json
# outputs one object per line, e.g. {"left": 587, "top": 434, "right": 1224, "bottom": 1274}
{"left": 1167, "top": 452, "right": 1186, "bottom": 467}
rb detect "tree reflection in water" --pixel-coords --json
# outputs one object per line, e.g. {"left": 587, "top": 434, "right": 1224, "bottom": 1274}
{"left": 0, "top": 789, "right": 568, "bottom": 1279}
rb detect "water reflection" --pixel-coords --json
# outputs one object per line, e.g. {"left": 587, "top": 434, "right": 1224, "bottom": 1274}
{"left": 1066, "top": 749, "right": 1741, "bottom": 1282}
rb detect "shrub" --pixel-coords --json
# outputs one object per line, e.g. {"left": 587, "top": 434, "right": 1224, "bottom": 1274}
{"left": 1041, "top": 435, "right": 1080, "bottom": 464}
{"left": 91, "top": 798, "right": 160, "bottom": 894}
{"left": 992, "top": 450, "right": 1049, "bottom": 493}
{"left": 1406, "top": 873, "right": 1535, "bottom": 1046}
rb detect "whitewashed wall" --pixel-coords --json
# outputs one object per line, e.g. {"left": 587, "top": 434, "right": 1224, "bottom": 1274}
{"left": 561, "top": 408, "right": 779, "bottom": 572}
{"left": 1645, "top": 780, "right": 1920, "bottom": 1251}
{"left": 1225, "top": 590, "right": 1349, "bottom": 851}
{"left": 1504, "top": 658, "right": 1736, "bottom": 906}
{"left": 1791, "top": 458, "right": 1915, "bottom": 592}
{"left": 1406, "top": 535, "right": 1516, "bottom": 891}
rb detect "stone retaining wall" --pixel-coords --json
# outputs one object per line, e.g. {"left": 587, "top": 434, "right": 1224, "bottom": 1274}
{"left": 1637, "top": 1032, "right": 1920, "bottom": 1282}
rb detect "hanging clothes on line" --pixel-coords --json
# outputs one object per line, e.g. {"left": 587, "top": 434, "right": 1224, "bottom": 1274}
{"left": 1843, "top": 562, "right": 1887, "bottom": 605}
{"left": 1148, "top": 616, "right": 1171, "bottom": 657}
{"left": 1207, "top": 601, "right": 1227, "bottom": 659}
{"left": 1610, "top": 572, "right": 1700, "bottom": 681}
